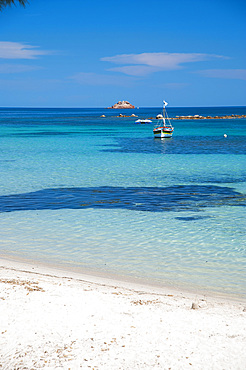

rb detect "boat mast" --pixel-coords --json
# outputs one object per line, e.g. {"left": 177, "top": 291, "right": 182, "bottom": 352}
{"left": 163, "top": 100, "right": 168, "bottom": 126}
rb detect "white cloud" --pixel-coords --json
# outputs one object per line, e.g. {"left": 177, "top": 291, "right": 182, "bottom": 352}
{"left": 0, "top": 41, "right": 50, "bottom": 59}
{"left": 197, "top": 69, "right": 246, "bottom": 80}
{"left": 101, "top": 52, "right": 226, "bottom": 76}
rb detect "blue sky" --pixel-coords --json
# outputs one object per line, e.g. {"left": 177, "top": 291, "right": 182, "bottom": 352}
{"left": 0, "top": 0, "right": 245, "bottom": 107}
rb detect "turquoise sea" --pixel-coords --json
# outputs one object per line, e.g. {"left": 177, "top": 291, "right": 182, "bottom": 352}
{"left": 0, "top": 106, "right": 245, "bottom": 299}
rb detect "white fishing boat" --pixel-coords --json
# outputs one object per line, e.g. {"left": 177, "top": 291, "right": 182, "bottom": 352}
{"left": 135, "top": 119, "right": 152, "bottom": 124}
{"left": 153, "top": 100, "right": 174, "bottom": 138}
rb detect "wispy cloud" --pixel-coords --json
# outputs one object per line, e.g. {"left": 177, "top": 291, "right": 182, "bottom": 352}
{"left": 107, "top": 65, "right": 158, "bottom": 76}
{"left": 70, "top": 72, "right": 134, "bottom": 86}
{"left": 0, "top": 41, "right": 51, "bottom": 59}
{"left": 0, "top": 64, "right": 43, "bottom": 73}
{"left": 162, "top": 82, "right": 188, "bottom": 89}
{"left": 197, "top": 69, "right": 246, "bottom": 81}
{"left": 0, "top": 78, "right": 63, "bottom": 91}
{"left": 101, "top": 52, "right": 226, "bottom": 76}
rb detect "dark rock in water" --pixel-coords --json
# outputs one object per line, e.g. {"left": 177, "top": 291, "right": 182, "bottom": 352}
{"left": 172, "top": 114, "right": 246, "bottom": 120}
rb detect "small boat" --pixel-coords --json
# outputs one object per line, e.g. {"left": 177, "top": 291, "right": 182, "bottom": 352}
{"left": 153, "top": 100, "right": 174, "bottom": 138}
{"left": 135, "top": 119, "right": 152, "bottom": 124}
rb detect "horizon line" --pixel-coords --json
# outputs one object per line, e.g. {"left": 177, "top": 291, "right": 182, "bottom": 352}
{"left": 0, "top": 105, "right": 246, "bottom": 109}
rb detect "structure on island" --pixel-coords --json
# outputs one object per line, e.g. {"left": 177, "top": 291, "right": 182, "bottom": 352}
{"left": 108, "top": 100, "right": 135, "bottom": 109}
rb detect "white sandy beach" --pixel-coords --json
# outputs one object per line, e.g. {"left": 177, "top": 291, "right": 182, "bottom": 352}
{"left": 0, "top": 257, "right": 245, "bottom": 369}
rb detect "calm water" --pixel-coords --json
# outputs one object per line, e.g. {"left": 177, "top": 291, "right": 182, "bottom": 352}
{"left": 0, "top": 106, "right": 245, "bottom": 299}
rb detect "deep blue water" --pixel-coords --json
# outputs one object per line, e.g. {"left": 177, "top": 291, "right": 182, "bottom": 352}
{"left": 0, "top": 106, "right": 245, "bottom": 299}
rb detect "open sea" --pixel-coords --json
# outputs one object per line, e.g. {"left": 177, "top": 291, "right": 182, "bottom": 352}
{"left": 0, "top": 106, "right": 245, "bottom": 300}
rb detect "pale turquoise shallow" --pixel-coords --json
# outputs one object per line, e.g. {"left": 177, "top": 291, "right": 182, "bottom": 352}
{"left": 0, "top": 107, "right": 245, "bottom": 299}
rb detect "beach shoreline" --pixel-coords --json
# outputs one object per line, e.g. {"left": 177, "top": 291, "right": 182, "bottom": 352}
{"left": 0, "top": 252, "right": 244, "bottom": 304}
{"left": 0, "top": 256, "right": 246, "bottom": 369}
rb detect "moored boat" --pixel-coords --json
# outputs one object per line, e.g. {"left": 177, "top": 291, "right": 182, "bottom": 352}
{"left": 153, "top": 100, "right": 174, "bottom": 138}
{"left": 135, "top": 119, "right": 152, "bottom": 124}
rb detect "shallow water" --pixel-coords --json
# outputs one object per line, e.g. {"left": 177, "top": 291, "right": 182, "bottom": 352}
{"left": 0, "top": 107, "right": 245, "bottom": 298}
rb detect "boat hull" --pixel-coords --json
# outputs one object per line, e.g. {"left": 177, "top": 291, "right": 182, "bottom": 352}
{"left": 135, "top": 119, "right": 152, "bottom": 124}
{"left": 153, "top": 128, "right": 173, "bottom": 138}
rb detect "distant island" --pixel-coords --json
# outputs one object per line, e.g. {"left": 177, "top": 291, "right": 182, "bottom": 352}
{"left": 108, "top": 100, "right": 135, "bottom": 109}
{"left": 171, "top": 114, "right": 246, "bottom": 120}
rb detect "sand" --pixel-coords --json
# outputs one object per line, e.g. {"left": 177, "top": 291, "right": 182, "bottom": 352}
{"left": 0, "top": 257, "right": 245, "bottom": 369}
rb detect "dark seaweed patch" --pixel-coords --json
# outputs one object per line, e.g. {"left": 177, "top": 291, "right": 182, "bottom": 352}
{"left": 102, "top": 136, "right": 246, "bottom": 155}
{"left": 0, "top": 185, "right": 245, "bottom": 213}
